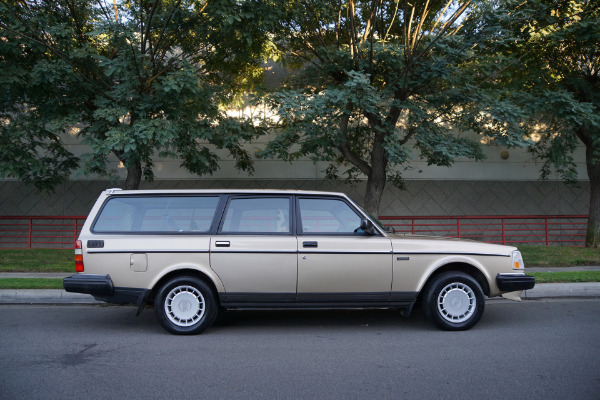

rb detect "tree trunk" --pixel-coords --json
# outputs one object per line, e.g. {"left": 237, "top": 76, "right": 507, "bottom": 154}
{"left": 363, "top": 131, "right": 388, "bottom": 217}
{"left": 113, "top": 150, "right": 142, "bottom": 190}
{"left": 123, "top": 160, "right": 142, "bottom": 190}
{"left": 363, "top": 172, "right": 386, "bottom": 217}
{"left": 585, "top": 146, "right": 600, "bottom": 248}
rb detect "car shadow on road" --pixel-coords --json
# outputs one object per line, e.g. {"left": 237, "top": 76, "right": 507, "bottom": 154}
{"left": 210, "top": 308, "right": 433, "bottom": 332}
{"left": 75, "top": 304, "right": 435, "bottom": 334}
{"left": 64, "top": 301, "right": 534, "bottom": 335}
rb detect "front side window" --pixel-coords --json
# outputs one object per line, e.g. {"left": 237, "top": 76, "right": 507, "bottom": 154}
{"left": 299, "top": 198, "right": 362, "bottom": 234}
{"left": 220, "top": 197, "right": 291, "bottom": 234}
{"left": 93, "top": 196, "right": 219, "bottom": 233}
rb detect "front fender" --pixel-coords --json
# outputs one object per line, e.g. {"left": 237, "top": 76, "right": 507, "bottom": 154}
{"left": 414, "top": 255, "right": 491, "bottom": 293}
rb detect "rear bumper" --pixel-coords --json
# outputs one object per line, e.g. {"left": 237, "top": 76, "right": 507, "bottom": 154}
{"left": 63, "top": 274, "right": 147, "bottom": 305}
{"left": 63, "top": 274, "right": 113, "bottom": 297}
{"left": 496, "top": 273, "right": 536, "bottom": 292}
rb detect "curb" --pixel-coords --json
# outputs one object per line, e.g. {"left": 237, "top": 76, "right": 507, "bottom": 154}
{"left": 1, "top": 283, "right": 599, "bottom": 305}
{"left": 0, "top": 289, "right": 102, "bottom": 304}
{"left": 522, "top": 282, "right": 600, "bottom": 299}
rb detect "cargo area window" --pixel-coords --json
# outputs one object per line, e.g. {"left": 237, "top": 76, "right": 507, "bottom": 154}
{"left": 92, "top": 196, "right": 219, "bottom": 233}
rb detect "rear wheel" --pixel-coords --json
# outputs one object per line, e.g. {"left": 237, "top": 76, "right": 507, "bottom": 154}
{"left": 423, "top": 271, "right": 485, "bottom": 331}
{"left": 154, "top": 276, "right": 218, "bottom": 335}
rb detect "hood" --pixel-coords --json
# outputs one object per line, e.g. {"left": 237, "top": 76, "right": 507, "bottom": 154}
{"left": 386, "top": 233, "right": 516, "bottom": 256}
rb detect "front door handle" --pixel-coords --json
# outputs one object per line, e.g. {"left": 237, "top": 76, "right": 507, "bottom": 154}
{"left": 215, "top": 241, "right": 230, "bottom": 247}
{"left": 303, "top": 241, "right": 318, "bottom": 248}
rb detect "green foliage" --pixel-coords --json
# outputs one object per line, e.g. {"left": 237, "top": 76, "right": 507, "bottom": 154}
{"left": 472, "top": 0, "right": 600, "bottom": 246}
{"left": 0, "top": 0, "right": 274, "bottom": 189}
{"left": 259, "top": 0, "right": 533, "bottom": 214}
{"left": 531, "top": 0, "right": 598, "bottom": 175}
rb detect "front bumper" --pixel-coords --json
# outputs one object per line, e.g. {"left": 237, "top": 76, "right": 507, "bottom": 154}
{"left": 63, "top": 274, "right": 147, "bottom": 305}
{"left": 496, "top": 273, "right": 536, "bottom": 292}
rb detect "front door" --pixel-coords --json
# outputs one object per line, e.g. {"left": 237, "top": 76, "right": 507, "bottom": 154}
{"left": 296, "top": 197, "right": 393, "bottom": 306}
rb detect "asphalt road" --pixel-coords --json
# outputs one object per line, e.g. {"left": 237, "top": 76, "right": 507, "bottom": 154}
{"left": 1, "top": 299, "right": 599, "bottom": 400}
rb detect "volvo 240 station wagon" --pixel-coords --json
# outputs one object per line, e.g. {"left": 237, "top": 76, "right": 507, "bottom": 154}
{"left": 64, "top": 189, "right": 535, "bottom": 334}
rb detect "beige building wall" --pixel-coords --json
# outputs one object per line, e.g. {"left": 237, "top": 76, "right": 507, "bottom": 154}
{"left": 0, "top": 115, "right": 590, "bottom": 217}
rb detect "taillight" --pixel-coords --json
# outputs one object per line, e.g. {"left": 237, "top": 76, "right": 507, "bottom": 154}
{"left": 75, "top": 240, "right": 84, "bottom": 272}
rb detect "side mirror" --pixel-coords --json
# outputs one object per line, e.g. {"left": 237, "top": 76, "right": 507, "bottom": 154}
{"left": 359, "top": 218, "right": 376, "bottom": 235}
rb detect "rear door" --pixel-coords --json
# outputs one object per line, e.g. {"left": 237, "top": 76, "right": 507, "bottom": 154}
{"left": 209, "top": 196, "right": 297, "bottom": 305}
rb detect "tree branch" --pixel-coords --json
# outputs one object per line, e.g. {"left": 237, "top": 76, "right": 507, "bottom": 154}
{"left": 361, "top": 0, "right": 380, "bottom": 44}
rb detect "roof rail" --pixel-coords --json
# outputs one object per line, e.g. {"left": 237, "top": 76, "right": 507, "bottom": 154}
{"left": 106, "top": 188, "right": 123, "bottom": 194}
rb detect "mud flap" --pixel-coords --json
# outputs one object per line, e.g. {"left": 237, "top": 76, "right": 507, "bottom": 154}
{"left": 501, "top": 291, "right": 523, "bottom": 302}
{"left": 135, "top": 289, "right": 152, "bottom": 316}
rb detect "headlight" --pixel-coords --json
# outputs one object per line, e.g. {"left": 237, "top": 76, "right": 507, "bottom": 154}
{"left": 512, "top": 250, "right": 525, "bottom": 270}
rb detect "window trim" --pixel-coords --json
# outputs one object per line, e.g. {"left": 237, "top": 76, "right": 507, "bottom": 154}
{"left": 90, "top": 194, "right": 222, "bottom": 235}
{"left": 294, "top": 195, "right": 383, "bottom": 237}
{"left": 216, "top": 195, "right": 295, "bottom": 236}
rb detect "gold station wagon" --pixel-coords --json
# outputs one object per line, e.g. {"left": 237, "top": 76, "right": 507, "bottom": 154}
{"left": 64, "top": 189, "right": 535, "bottom": 334}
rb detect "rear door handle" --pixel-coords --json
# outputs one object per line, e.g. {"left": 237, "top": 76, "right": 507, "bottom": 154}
{"left": 303, "top": 241, "right": 318, "bottom": 248}
{"left": 215, "top": 241, "right": 230, "bottom": 247}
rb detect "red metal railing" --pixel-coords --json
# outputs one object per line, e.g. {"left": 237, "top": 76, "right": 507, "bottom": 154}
{"left": 0, "top": 214, "right": 589, "bottom": 248}
{"left": 0, "top": 216, "right": 87, "bottom": 249}
{"left": 378, "top": 215, "right": 588, "bottom": 246}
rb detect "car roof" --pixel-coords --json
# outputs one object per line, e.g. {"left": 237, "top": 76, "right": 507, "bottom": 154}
{"left": 104, "top": 188, "right": 349, "bottom": 197}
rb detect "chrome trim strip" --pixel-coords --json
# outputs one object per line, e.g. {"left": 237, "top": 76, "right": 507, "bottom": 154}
{"left": 497, "top": 273, "right": 528, "bottom": 276}
{"left": 298, "top": 250, "right": 392, "bottom": 255}
{"left": 393, "top": 252, "right": 510, "bottom": 257}
{"left": 211, "top": 250, "right": 298, "bottom": 254}
{"left": 86, "top": 250, "right": 210, "bottom": 254}
{"left": 212, "top": 250, "right": 392, "bottom": 255}
{"left": 87, "top": 249, "right": 503, "bottom": 256}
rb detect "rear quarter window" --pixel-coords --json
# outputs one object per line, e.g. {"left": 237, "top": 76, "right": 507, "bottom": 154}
{"left": 92, "top": 196, "right": 219, "bottom": 233}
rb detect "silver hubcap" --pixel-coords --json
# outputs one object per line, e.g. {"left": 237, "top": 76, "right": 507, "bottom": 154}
{"left": 165, "top": 285, "right": 205, "bottom": 327}
{"left": 437, "top": 282, "right": 476, "bottom": 323}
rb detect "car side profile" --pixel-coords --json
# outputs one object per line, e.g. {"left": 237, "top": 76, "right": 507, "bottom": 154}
{"left": 64, "top": 189, "right": 535, "bottom": 334}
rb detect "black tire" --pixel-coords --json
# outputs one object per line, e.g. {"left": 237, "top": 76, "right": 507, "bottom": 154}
{"left": 422, "top": 271, "right": 485, "bottom": 331}
{"left": 154, "top": 276, "right": 218, "bottom": 335}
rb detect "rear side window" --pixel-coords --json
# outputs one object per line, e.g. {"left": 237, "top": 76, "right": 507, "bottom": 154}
{"left": 220, "top": 197, "right": 290, "bottom": 234}
{"left": 92, "top": 196, "right": 219, "bottom": 233}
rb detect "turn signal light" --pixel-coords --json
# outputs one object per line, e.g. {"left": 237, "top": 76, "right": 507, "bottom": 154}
{"left": 75, "top": 240, "right": 84, "bottom": 272}
{"left": 512, "top": 250, "right": 524, "bottom": 270}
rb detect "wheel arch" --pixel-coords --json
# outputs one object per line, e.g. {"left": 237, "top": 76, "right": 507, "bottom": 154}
{"left": 147, "top": 268, "right": 221, "bottom": 305}
{"left": 420, "top": 262, "right": 490, "bottom": 298}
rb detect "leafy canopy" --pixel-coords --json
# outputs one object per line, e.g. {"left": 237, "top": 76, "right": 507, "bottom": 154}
{"left": 258, "top": 0, "right": 533, "bottom": 214}
{"left": 0, "top": 0, "right": 274, "bottom": 190}
{"left": 472, "top": 0, "right": 600, "bottom": 246}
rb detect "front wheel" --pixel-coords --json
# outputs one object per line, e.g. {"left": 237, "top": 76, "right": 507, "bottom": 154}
{"left": 154, "top": 276, "right": 218, "bottom": 335}
{"left": 423, "top": 271, "right": 485, "bottom": 331}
